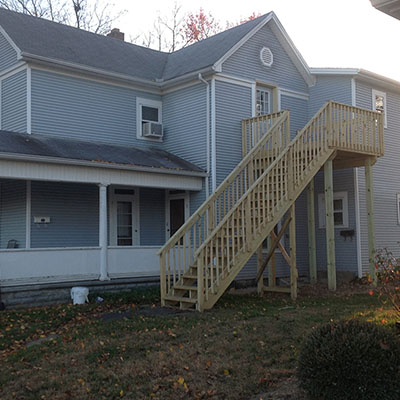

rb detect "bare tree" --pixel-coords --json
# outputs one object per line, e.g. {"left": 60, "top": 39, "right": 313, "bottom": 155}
{"left": 0, "top": 0, "right": 125, "bottom": 34}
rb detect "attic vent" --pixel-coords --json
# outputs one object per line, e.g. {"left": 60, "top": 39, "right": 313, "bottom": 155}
{"left": 260, "top": 47, "right": 273, "bottom": 67}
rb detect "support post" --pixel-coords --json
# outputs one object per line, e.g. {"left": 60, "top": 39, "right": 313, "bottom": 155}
{"left": 26, "top": 180, "right": 31, "bottom": 249}
{"left": 290, "top": 204, "right": 297, "bottom": 300}
{"left": 99, "top": 183, "right": 109, "bottom": 281}
{"left": 160, "top": 254, "right": 166, "bottom": 307}
{"left": 257, "top": 244, "right": 264, "bottom": 295}
{"left": 307, "top": 179, "right": 317, "bottom": 284}
{"left": 197, "top": 256, "right": 204, "bottom": 312}
{"left": 268, "top": 236, "right": 276, "bottom": 288}
{"left": 365, "top": 158, "right": 377, "bottom": 285}
{"left": 324, "top": 160, "right": 336, "bottom": 291}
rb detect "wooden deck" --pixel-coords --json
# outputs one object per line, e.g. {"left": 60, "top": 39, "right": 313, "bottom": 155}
{"left": 158, "top": 101, "right": 384, "bottom": 311}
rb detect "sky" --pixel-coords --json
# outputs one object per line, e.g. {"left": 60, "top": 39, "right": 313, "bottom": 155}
{"left": 116, "top": 0, "right": 400, "bottom": 82}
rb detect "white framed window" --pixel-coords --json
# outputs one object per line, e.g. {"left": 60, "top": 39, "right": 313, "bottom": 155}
{"left": 397, "top": 194, "right": 400, "bottom": 225}
{"left": 372, "top": 89, "right": 387, "bottom": 128}
{"left": 318, "top": 191, "right": 349, "bottom": 229}
{"left": 136, "top": 97, "right": 162, "bottom": 141}
{"left": 256, "top": 88, "right": 271, "bottom": 116}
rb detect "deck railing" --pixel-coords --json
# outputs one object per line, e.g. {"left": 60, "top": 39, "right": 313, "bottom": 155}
{"left": 194, "top": 101, "right": 384, "bottom": 309}
{"left": 158, "top": 111, "right": 291, "bottom": 301}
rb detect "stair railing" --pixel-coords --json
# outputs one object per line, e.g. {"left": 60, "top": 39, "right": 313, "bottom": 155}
{"left": 195, "top": 101, "right": 384, "bottom": 310}
{"left": 158, "top": 111, "right": 290, "bottom": 302}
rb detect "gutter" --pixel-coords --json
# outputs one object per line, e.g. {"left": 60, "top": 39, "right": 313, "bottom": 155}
{"left": 0, "top": 152, "right": 208, "bottom": 178}
{"left": 198, "top": 73, "right": 211, "bottom": 198}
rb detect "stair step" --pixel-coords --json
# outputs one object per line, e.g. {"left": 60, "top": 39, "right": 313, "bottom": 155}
{"left": 173, "top": 285, "right": 198, "bottom": 291}
{"left": 164, "top": 295, "right": 198, "bottom": 304}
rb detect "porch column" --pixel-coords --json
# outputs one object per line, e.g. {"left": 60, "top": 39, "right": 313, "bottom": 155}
{"left": 99, "top": 183, "right": 109, "bottom": 281}
{"left": 307, "top": 179, "right": 317, "bottom": 284}
{"left": 365, "top": 158, "right": 377, "bottom": 285}
{"left": 324, "top": 160, "right": 336, "bottom": 291}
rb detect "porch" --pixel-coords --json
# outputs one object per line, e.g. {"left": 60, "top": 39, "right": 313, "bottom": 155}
{"left": 0, "top": 131, "right": 205, "bottom": 292}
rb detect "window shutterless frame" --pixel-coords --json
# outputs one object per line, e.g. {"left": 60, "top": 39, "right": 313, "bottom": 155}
{"left": 136, "top": 97, "right": 162, "bottom": 141}
{"left": 318, "top": 191, "right": 349, "bottom": 229}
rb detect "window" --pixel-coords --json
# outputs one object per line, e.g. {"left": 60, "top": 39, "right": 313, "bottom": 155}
{"left": 256, "top": 89, "right": 270, "bottom": 116}
{"left": 136, "top": 97, "right": 162, "bottom": 140}
{"left": 318, "top": 191, "right": 349, "bottom": 229}
{"left": 372, "top": 89, "right": 387, "bottom": 128}
{"left": 262, "top": 220, "right": 284, "bottom": 252}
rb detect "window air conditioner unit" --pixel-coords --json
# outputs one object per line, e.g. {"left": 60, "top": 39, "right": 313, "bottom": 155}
{"left": 142, "top": 122, "right": 163, "bottom": 138}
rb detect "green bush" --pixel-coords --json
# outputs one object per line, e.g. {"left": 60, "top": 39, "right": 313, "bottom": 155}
{"left": 298, "top": 320, "right": 400, "bottom": 400}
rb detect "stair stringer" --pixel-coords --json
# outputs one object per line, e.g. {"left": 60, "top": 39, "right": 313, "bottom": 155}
{"left": 202, "top": 148, "right": 335, "bottom": 310}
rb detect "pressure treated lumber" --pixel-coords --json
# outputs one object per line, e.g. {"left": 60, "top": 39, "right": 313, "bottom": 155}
{"left": 324, "top": 160, "right": 336, "bottom": 291}
{"left": 307, "top": 179, "right": 317, "bottom": 284}
{"left": 365, "top": 157, "right": 377, "bottom": 285}
{"left": 289, "top": 204, "right": 297, "bottom": 300}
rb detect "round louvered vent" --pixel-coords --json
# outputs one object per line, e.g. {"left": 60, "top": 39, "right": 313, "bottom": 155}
{"left": 260, "top": 47, "right": 273, "bottom": 67}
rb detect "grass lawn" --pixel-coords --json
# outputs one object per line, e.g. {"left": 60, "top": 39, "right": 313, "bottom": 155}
{"left": 0, "top": 284, "right": 397, "bottom": 399}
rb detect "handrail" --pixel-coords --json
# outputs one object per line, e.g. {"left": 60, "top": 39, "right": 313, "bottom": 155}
{"left": 157, "top": 111, "right": 290, "bottom": 256}
{"left": 195, "top": 100, "right": 384, "bottom": 306}
{"left": 158, "top": 111, "right": 290, "bottom": 300}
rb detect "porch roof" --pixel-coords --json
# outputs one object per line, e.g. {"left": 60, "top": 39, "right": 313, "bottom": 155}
{"left": 0, "top": 130, "right": 205, "bottom": 176}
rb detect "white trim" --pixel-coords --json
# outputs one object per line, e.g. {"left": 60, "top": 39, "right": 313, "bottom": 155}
{"left": 0, "top": 79, "right": 2, "bottom": 130}
{"left": 211, "top": 77, "right": 217, "bottom": 192}
{"left": 277, "top": 88, "right": 281, "bottom": 111}
{"left": 0, "top": 63, "right": 27, "bottom": 81}
{"left": 214, "top": 14, "right": 273, "bottom": 70}
{"left": 310, "top": 68, "right": 360, "bottom": 76}
{"left": 0, "top": 152, "right": 206, "bottom": 178}
{"left": 99, "top": 183, "right": 109, "bottom": 280}
{"left": 260, "top": 47, "right": 273, "bottom": 67}
{"left": 279, "top": 87, "right": 309, "bottom": 101}
{"left": 29, "top": 63, "right": 161, "bottom": 95}
{"left": 26, "top": 66, "right": 31, "bottom": 134}
{"left": 198, "top": 74, "right": 211, "bottom": 198}
{"left": 372, "top": 89, "right": 388, "bottom": 128}
{"left": 165, "top": 190, "right": 190, "bottom": 241}
{"left": 255, "top": 86, "right": 271, "bottom": 115}
{"left": 0, "top": 25, "right": 22, "bottom": 57}
{"left": 25, "top": 180, "right": 31, "bottom": 249}
{"left": 136, "top": 97, "right": 163, "bottom": 142}
{"left": 351, "top": 78, "right": 356, "bottom": 106}
{"left": 318, "top": 191, "right": 349, "bottom": 229}
{"left": 251, "top": 83, "right": 256, "bottom": 117}
{"left": 0, "top": 158, "right": 203, "bottom": 190}
{"left": 214, "top": 73, "right": 254, "bottom": 88}
{"left": 109, "top": 186, "right": 140, "bottom": 247}
{"left": 397, "top": 193, "right": 400, "bottom": 225}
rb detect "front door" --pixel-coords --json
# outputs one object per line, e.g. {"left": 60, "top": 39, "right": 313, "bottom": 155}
{"left": 166, "top": 191, "right": 189, "bottom": 239}
{"left": 110, "top": 187, "right": 139, "bottom": 246}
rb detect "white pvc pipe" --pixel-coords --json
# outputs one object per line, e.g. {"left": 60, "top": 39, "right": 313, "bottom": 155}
{"left": 99, "top": 183, "right": 109, "bottom": 280}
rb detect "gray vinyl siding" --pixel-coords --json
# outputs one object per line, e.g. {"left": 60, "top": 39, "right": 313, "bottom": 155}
{"left": 139, "top": 188, "right": 165, "bottom": 246}
{"left": 0, "top": 180, "right": 26, "bottom": 249}
{"left": 215, "top": 80, "right": 252, "bottom": 185}
{"left": 222, "top": 23, "right": 308, "bottom": 93}
{"left": 356, "top": 80, "right": 400, "bottom": 275}
{"left": 1, "top": 69, "right": 27, "bottom": 133}
{"left": 280, "top": 95, "right": 308, "bottom": 139}
{"left": 0, "top": 31, "right": 18, "bottom": 72}
{"left": 308, "top": 75, "right": 352, "bottom": 117}
{"left": 313, "top": 170, "right": 358, "bottom": 273}
{"left": 31, "top": 69, "right": 162, "bottom": 147}
{"left": 30, "top": 181, "right": 99, "bottom": 248}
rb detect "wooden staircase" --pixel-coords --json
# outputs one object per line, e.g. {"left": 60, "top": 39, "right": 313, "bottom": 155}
{"left": 158, "top": 101, "right": 384, "bottom": 311}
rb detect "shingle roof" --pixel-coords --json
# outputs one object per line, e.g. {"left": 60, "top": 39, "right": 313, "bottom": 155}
{"left": 0, "top": 7, "right": 269, "bottom": 83}
{"left": 0, "top": 130, "right": 205, "bottom": 174}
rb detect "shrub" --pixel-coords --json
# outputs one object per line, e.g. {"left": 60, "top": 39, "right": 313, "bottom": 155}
{"left": 298, "top": 320, "right": 400, "bottom": 400}
{"left": 375, "top": 248, "right": 400, "bottom": 317}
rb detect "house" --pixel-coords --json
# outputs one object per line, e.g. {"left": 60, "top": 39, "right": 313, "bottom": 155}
{"left": 0, "top": 8, "right": 394, "bottom": 309}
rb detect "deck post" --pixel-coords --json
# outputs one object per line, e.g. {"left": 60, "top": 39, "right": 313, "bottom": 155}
{"left": 257, "top": 244, "right": 264, "bottom": 294}
{"left": 99, "top": 183, "right": 109, "bottom": 281}
{"left": 307, "top": 179, "right": 317, "bottom": 284}
{"left": 268, "top": 236, "right": 276, "bottom": 288}
{"left": 324, "top": 160, "right": 336, "bottom": 291}
{"left": 197, "top": 256, "right": 204, "bottom": 312}
{"left": 365, "top": 157, "right": 377, "bottom": 285}
{"left": 290, "top": 204, "right": 297, "bottom": 300}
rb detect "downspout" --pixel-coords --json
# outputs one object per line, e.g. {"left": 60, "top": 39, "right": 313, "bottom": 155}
{"left": 210, "top": 78, "right": 217, "bottom": 192}
{"left": 198, "top": 73, "right": 210, "bottom": 198}
{"left": 352, "top": 77, "right": 363, "bottom": 278}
